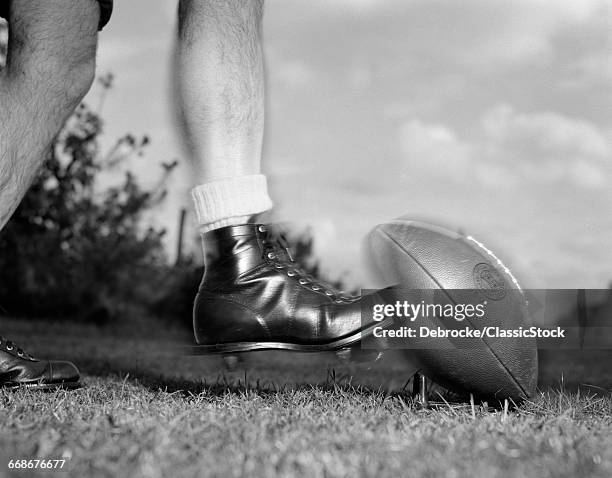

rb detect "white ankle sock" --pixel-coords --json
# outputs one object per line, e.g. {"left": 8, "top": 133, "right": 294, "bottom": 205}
{"left": 191, "top": 174, "right": 273, "bottom": 233}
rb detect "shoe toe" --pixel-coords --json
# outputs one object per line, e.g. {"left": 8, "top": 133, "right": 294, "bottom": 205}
{"left": 48, "top": 360, "right": 80, "bottom": 384}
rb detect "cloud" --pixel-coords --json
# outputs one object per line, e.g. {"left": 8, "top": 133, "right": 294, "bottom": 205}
{"left": 443, "top": 0, "right": 608, "bottom": 67}
{"left": 481, "top": 104, "right": 611, "bottom": 188}
{"left": 298, "top": 0, "right": 406, "bottom": 14}
{"left": 398, "top": 104, "right": 611, "bottom": 190}
{"left": 516, "top": 0, "right": 606, "bottom": 21}
{"left": 295, "top": 0, "right": 605, "bottom": 19}
{"left": 565, "top": 52, "right": 612, "bottom": 89}
{"left": 482, "top": 105, "right": 610, "bottom": 158}
{"left": 271, "top": 59, "right": 317, "bottom": 89}
{"left": 398, "top": 120, "right": 470, "bottom": 175}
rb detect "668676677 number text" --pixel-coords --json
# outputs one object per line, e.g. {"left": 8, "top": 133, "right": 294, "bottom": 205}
{"left": 7, "top": 459, "right": 68, "bottom": 470}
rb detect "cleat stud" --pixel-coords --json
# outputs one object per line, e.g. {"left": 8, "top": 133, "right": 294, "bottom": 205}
{"left": 412, "top": 373, "right": 429, "bottom": 409}
{"left": 335, "top": 348, "right": 352, "bottom": 364}
{"left": 336, "top": 347, "right": 384, "bottom": 365}
{"left": 222, "top": 355, "right": 240, "bottom": 371}
{"left": 349, "top": 348, "right": 384, "bottom": 364}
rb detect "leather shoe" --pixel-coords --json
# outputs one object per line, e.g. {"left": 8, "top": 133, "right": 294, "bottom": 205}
{"left": 193, "top": 224, "right": 392, "bottom": 353}
{"left": 0, "top": 336, "right": 80, "bottom": 390}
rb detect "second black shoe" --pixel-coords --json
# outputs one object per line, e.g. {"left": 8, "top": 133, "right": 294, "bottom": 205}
{"left": 0, "top": 336, "right": 81, "bottom": 390}
{"left": 193, "top": 224, "right": 391, "bottom": 353}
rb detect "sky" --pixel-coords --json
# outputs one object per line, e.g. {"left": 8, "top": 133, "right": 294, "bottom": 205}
{"left": 88, "top": 0, "right": 611, "bottom": 289}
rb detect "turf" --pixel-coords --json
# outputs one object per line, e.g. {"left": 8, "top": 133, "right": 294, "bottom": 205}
{"left": 0, "top": 318, "right": 611, "bottom": 478}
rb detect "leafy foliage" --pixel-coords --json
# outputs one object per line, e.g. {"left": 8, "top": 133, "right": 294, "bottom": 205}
{"left": 0, "top": 78, "right": 175, "bottom": 322}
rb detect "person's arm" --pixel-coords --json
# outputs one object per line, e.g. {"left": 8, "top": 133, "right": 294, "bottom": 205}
{"left": 0, "top": 0, "right": 100, "bottom": 229}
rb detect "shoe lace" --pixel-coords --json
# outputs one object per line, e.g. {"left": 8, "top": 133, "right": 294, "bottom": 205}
{"left": 0, "top": 336, "right": 35, "bottom": 360}
{"left": 258, "top": 225, "right": 354, "bottom": 303}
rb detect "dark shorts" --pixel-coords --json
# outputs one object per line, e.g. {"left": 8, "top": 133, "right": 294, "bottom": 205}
{"left": 0, "top": 0, "right": 113, "bottom": 31}
{"left": 97, "top": 0, "right": 113, "bottom": 29}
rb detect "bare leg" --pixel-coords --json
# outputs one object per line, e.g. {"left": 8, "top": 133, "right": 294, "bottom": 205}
{"left": 182, "top": 1, "right": 381, "bottom": 358}
{"left": 176, "top": 0, "right": 272, "bottom": 231}
{"left": 0, "top": 0, "right": 100, "bottom": 391}
{"left": 176, "top": 0, "right": 265, "bottom": 182}
{"left": 0, "top": 0, "right": 99, "bottom": 229}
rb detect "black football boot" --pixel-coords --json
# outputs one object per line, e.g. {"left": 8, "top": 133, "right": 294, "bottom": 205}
{"left": 0, "top": 336, "right": 80, "bottom": 390}
{"left": 192, "top": 224, "right": 393, "bottom": 355}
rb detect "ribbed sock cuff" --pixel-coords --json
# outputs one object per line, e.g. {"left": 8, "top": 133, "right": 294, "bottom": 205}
{"left": 191, "top": 174, "right": 273, "bottom": 232}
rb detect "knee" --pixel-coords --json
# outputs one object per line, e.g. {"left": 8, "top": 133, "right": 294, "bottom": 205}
{"left": 6, "top": 1, "right": 99, "bottom": 107}
{"left": 11, "top": 44, "right": 97, "bottom": 110}
{"left": 53, "top": 51, "right": 97, "bottom": 105}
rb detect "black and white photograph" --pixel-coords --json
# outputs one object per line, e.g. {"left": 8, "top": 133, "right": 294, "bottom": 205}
{"left": 0, "top": 0, "right": 611, "bottom": 476}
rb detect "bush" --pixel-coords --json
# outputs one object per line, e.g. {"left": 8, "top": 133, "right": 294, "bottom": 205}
{"left": 0, "top": 78, "right": 175, "bottom": 323}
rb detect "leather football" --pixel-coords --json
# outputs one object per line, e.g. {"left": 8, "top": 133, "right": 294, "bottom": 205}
{"left": 367, "top": 219, "right": 538, "bottom": 402}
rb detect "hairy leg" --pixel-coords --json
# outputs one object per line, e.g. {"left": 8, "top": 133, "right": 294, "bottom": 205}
{"left": 0, "top": 0, "right": 99, "bottom": 229}
{"left": 179, "top": 1, "right": 378, "bottom": 355}
{"left": 176, "top": 0, "right": 265, "bottom": 184}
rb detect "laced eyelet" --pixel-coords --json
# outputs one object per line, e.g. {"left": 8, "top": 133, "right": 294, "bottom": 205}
{"left": 259, "top": 231, "right": 345, "bottom": 300}
{"left": 0, "top": 336, "right": 33, "bottom": 360}
{"left": 334, "top": 299, "right": 345, "bottom": 304}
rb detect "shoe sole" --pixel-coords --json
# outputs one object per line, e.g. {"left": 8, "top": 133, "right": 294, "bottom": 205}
{"left": 188, "top": 318, "right": 392, "bottom": 355}
{"left": 1, "top": 381, "right": 81, "bottom": 391}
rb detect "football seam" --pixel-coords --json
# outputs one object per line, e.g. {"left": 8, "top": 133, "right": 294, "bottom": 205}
{"left": 379, "top": 228, "right": 528, "bottom": 398}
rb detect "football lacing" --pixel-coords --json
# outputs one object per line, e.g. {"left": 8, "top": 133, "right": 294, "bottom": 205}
{"left": 257, "top": 225, "right": 353, "bottom": 303}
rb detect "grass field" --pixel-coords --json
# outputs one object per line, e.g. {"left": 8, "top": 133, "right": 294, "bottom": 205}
{"left": 1, "top": 317, "right": 611, "bottom": 478}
